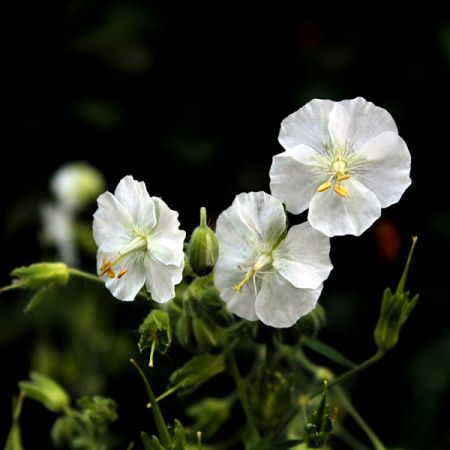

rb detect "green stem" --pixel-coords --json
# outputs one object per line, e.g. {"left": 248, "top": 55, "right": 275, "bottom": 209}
{"left": 147, "top": 383, "right": 182, "bottom": 408}
{"left": 129, "top": 359, "right": 171, "bottom": 447}
{"left": 227, "top": 349, "right": 260, "bottom": 442}
{"left": 69, "top": 268, "right": 148, "bottom": 300}
{"left": 335, "top": 386, "right": 386, "bottom": 450}
{"left": 309, "top": 351, "right": 384, "bottom": 399}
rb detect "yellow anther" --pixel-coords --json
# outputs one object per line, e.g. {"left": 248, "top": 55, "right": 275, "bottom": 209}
{"left": 106, "top": 268, "right": 116, "bottom": 279}
{"left": 334, "top": 184, "right": 349, "bottom": 197}
{"left": 337, "top": 173, "right": 351, "bottom": 181}
{"left": 117, "top": 268, "right": 128, "bottom": 279}
{"left": 317, "top": 181, "right": 332, "bottom": 192}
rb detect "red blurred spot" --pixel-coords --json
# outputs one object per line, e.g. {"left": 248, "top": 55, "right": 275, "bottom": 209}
{"left": 373, "top": 218, "right": 401, "bottom": 262}
{"left": 296, "top": 22, "right": 322, "bottom": 49}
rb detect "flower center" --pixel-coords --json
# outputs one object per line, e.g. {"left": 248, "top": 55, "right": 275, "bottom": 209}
{"left": 100, "top": 234, "right": 147, "bottom": 279}
{"left": 317, "top": 153, "right": 351, "bottom": 197}
{"left": 233, "top": 252, "right": 273, "bottom": 293}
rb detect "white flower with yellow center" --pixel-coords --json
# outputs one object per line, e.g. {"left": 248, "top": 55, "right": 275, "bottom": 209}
{"left": 93, "top": 175, "right": 186, "bottom": 302}
{"left": 214, "top": 191, "right": 332, "bottom": 328}
{"left": 270, "top": 97, "right": 412, "bottom": 236}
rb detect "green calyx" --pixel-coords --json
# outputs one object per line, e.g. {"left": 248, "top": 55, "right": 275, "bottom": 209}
{"left": 188, "top": 207, "right": 219, "bottom": 277}
{"left": 374, "top": 236, "right": 419, "bottom": 353}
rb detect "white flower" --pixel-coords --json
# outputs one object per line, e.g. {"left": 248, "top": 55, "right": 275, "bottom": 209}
{"left": 270, "top": 97, "right": 411, "bottom": 236}
{"left": 41, "top": 203, "right": 78, "bottom": 266}
{"left": 93, "top": 175, "right": 186, "bottom": 302}
{"left": 214, "top": 191, "right": 332, "bottom": 328}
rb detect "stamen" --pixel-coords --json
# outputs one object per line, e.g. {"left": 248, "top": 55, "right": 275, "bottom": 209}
{"left": 106, "top": 268, "right": 116, "bottom": 279}
{"left": 117, "top": 268, "right": 128, "bottom": 279}
{"left": 337, "top": 174, "right": 351, "bottom": 181}
{"left": 334, "top": 185, "right": 349, "bottom": 197}
{"left": 317, "top": 181, "right": 332, "bottom": 192}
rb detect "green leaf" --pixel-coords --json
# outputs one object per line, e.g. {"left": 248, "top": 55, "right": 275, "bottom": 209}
{"left": 303, "top": 337, "right": 355, "bottom": 368}
{"left": 169, "top": 354, "right": 226, "bottom": 397}
{"left": 247, "top": 439, "right": 303, "bottom": 450}
{"left": 141, "top": 432, "right": 165, "bottom": 450}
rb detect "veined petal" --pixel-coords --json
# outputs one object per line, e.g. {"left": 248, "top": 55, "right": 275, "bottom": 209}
{"left": 328, "top": 103, "right": 351, "bottom": 150}
{"left": 97, "top": 250, "right": 146, "bottom": 301}
{"left": 279, "top": 99, "right": 335, "bottom": 154}
{"left": 222, "top": 192, "right": 287, "bottom": 250}
{"left": 214, "top": 263, "right": 258, "bottom": 321}
{"left": 148, "top": 197, "right": 185, "bottom": 266}
{"left": 273, "top": 222, "right": 332, "bottom": 289}
{"left": 353, "top": 131, "right": 411, "bottom": 208}
{"left": 338, "top": 97, "right": 398, "bottom": 152}
{"left": 255, "top": 272, "right": 321, "bottom": 328}
{"left": 114, "top": 175, "right": 156, "bottom": 234}
{"left": 93, "top": 192, "right": 134, "bottom": 253}
{"left": 270, "top": 146, "right": 325, "bottom": 214}
{"left": 144, "top": 255, "right": 183, "bottom": 303}
{"left": 308, "top": 178, "right": 381, "bottom": 236}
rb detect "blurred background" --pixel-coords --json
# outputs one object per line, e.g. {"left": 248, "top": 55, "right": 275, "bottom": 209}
{"left": 1, "top": 2, "right": 449, "bottom": 449}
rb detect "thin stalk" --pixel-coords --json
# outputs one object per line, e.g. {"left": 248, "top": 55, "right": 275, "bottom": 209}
{"left": 69, "top": 268, "right": 148, "bottom": 299}
{"left": 309, "top": 351, "right": 384, "bottom": 399}
{"left": 129, "top": 359, "right": 171, "bottom": 447}
{"left": 335, "top": 386, "right": 386, "bottom": 450}
{"left": 227, "top": 349, "right": 260, "bottom": 442}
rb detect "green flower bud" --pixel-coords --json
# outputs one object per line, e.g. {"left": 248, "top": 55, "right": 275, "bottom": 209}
{"left": 176, "top": 308, "right": 196, "bottom": 350}
{"left": 188, "top": 207, "right": 219, "bottom": 277}
{"left": 169, "top": 354, "right": 226, "bottom": 397}
{"left": 374, "top": 237, "right": 419, "bottom": 353}
{"left": 192, "top": 317, "right": 220, "bottom": 352}
{"left": 304, "top": 381, "right": 334, "bottom": 449}
{"left": 19, "top": 372, "right": 69, "bottom": 413}
{"left": 0, "top": 263, "right": 69, "bottom": 293}
{"left": 77, "top": 396, "right": 118, "bottom": 426}
{"left": 187, "top": 397, "right": 232, "bottom": 439}
{"left": 51, "top": 416, "right": 77, "bottom": 447}
{"left": 51, "top": 161, "right": 105, "bottom": 212}
{"left": 138, "top": 310, "right": 172, "bottom": 367}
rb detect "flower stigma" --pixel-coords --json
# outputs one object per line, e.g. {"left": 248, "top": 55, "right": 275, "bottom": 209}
{"left": 233, "top": 252, "right": 273, "bottom": 293}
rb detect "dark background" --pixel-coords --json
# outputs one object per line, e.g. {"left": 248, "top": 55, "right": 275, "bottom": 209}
{"left": 1, "top": 2, "right": 449, "bottom": 449}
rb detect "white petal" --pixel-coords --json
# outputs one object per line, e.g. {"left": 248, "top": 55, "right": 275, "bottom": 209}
{"left": 270, "top": 146, "right": 325, "bottom": 214}
{"left": 97, "top": 250, "right": 146, "bottom": 301}
{"left": 328, "top": 103, "right": 351, "bottom": 150}
{"left": 308, "top": 178, "right": 381, "bottom": 236}
{"left": 143, "top": 255, "right": 183, "bottom": 303}
{"left": 214, "top": 263, "right": 258, "bottom": 321}
{"left": 93, "top": 192, "right": 134, "bottom": 252}
{"left": 148, "top": 197, "right": 186, "bottom": 266}
{"left": 353, "top": 131, "right": 411, "bottom": 208}
{"left": 255, "top": 272, "right": 322, "bottom": 328}
{"left": 338, "top": 97, "right": 398, "bottom": 152}
{"left": 231, "top": 192, "right": 287, "bottom": 250}
{"left": 279, "top": 99, "right": 335, "bottom": 155}
{"left": 273, "top": 222, "right": 332, "bottom": 289}
{"left": 114, "top": 175, "right": 156, "bottom": 234}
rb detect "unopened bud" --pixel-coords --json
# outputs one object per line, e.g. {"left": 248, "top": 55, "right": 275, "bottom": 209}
{"left": 192, "top": 317, "right": 220, "bottom": 352}
{"left": 0, "top": 263, "right": 69, "bottom": 293}
{"left": 188, "top": 207, "right": 219, "bottom": 277}
{"left": 51, "top": 161, "right": 105, "bottom": 212}
{"left": 19, "top": 372, "right": 69, "bottom": 413}
{"left": 374, "top": 237, "right": 419, "bottom": 353}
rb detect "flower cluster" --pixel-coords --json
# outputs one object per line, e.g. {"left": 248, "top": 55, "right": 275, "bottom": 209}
{"left": 93, "top": 97, "right": 411, "bottom": 328}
